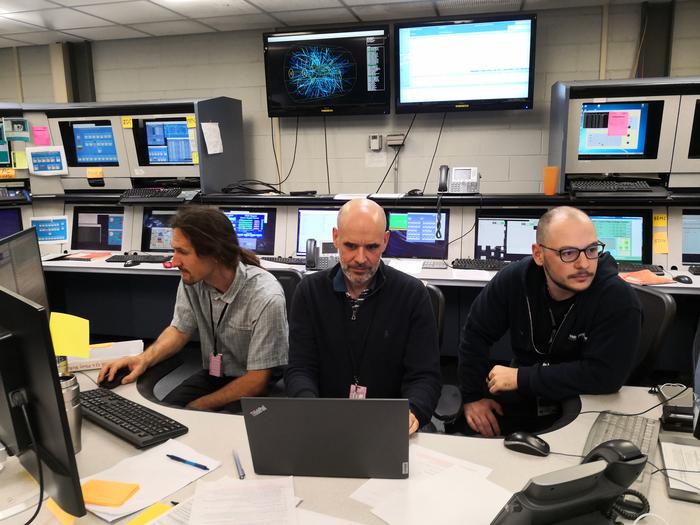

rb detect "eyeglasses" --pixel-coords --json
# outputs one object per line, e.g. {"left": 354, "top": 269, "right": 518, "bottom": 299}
{"left": 539, "top": 241, "right": 606, "bottom": 263}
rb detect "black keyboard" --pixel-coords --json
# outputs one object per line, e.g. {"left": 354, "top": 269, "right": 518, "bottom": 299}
{"left": 689, "top": 266, "right": 700, "bottom": 275}
{"left": 121, "top": 187, "right": 182, "bottom": 198}
{"left": 452, "top": 258, "right": 510, "bottom": 271}
{"left": 105, "top": 254, "right": 172, "bottom": 263}
{"left": 617, "top": 262, "right": 664, "bottom": 275}
{"left": 80, "top": 388, "right": 188, "bottom": 448}
{"left": 261, "top": 256, "right": 306, "bottom": 265}
{"left": 569, "top": 179, "right": 652, "bottom": 192}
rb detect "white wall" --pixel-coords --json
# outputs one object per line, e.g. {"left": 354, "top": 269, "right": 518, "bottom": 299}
{"left": 0, "top": 46, "right": 53, "bottom": 103}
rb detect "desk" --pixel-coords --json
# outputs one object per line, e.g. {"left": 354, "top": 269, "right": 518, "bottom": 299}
{"left": 3, "top": 380, "right": 695, "bottom": 525}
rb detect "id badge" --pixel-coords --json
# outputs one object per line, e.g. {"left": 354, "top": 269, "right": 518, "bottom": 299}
{"left": 209, "top": 353, "right": 222, "bottom": 377}
{"left": 349, "top": 384, "right": 367, "bottom": 399}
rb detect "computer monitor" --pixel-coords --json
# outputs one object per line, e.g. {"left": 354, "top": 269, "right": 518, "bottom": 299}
{"left": 0, "top": 208, "right": 22, "bottom": 239}
{"left": 141, "top": 208, "right": 177, "bottom": 253}
{"left": 585, "top": 209, "right": 651, "bottom": 264}
{"left": 296, "top": 208, "right": 339, "bottom": 255}
{"left": 70, "top": 206, "right": 124, "bottom": 251}
{"left": 58, "top": 120, "right": 119, "bottom": 167}
{"left": 474, "top": 209, "right": 545, "bottom": 262}
{"left": 220, "top": 208, "right": 276, "bottom": 255}
{"left": 384, "top": 209, "right": 449, "bottom": 259}
{"left": 0, "top": 121, "right": 10, "bottom": 166}
{"left": 0, "top": 228, "right": 49, "bottom": 309}
{"left": 0, "top": 285, "right": 86, "bottom": 517}
{"left": 682, "top": 209, "right": 700, "bottom": 265}
{"left": 670, "top": 95, "right": 700, "bottom": 188}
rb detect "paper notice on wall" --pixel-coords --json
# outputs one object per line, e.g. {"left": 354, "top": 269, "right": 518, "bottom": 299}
{"left": 653, "top": 231, "right": 669, "bottom": 254}
{"left": 201, "top": 122, "right": 223, "bottom": 154}
{"left": 653, "top": 214, "right": 667, "bottom": 228}
{"left": 32, "top": 125, "right": 51, "bottom": 146}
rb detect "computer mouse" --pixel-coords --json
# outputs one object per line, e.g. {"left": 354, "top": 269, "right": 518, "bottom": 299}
{"left": 503, "top": 431, "right": 550, "bottom": 457}
{"left": 673, "top": 275, "right": 693, "bottom": 284}
{"left": 123, "top": 259, "right": 141, "bottom": 267}
{"left": 406, "top": 188, "right": 424, "bottom": 196}
{"left": 98, "top": 367, "right": 130, "bottom": 389}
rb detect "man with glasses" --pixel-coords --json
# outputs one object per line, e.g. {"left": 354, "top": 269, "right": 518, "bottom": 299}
{"left": 458, "top": 206, "right": 641, "bottom": 436}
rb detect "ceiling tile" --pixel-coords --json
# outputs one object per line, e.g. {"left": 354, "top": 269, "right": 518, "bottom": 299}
{"left": 4, "top": 8, "right": 113, "bottom": 30}
{"left": 0, "top": 1, "right": 56, "bottom": 14}
{"left": 0, "top": 34, "right": 29, "bottom": 47}
{"left": 65, "top": 25, "right": 148, "bottom": 40}
{"left": 0, "top": 17, "right": 39, "bottom": 34}
{"left": 5, "top": 30, "right": 83, "bottom": 45}
{"left": 151, "top": 0, "right": 259, "bottom": 18}
{"left": 250, "top": 0, "right": 342, "bottom": 11}
{"left": 53, "top": 0, "right": 134, "bottom": 5}
{"left": 78, "top": 1, "right": 184, "bottom": 24}
{"left": 199, "top": 13, "right": 277, "bottom": 31}
{"left": 353, "top": 2, "right": 436, "bottom": 21}
{"left": 130, "top": 20, "right": 215, "bottom": 36}
{"left": 272, "top": 7, "right": 357, "bottom": 26}
{"left": 344, "top": 0, "right": 428, "bottom": 4}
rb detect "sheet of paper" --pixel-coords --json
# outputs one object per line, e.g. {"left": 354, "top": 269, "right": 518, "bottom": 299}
{"left": 297, "top": 508, "right": 363, "bottom": 524}
{"left": 200, "top": 122, "right": 223, "bottom": 154}
{"left": 50, "top": 312, "right": 90, "bottom": 358}
{"left": 146, "top": 497, "right": 193, "bottom": 525}
{"left": 68, "top": 340, "right": 144, "bottom": 371}
{"left": 333, "top": 193, "right": 369, "bottom": 200}
{"left": 660, "top": 441, "right": 700, "bottom": 493}
{"left": 351, "top": 444, "right": 491, "bottom": 508}
{"left": 369, "top": 193, "right": 406, "bottom": 199}
{"left": 32, "top": 125, "right": 51, "bottom": 145}
{"left": 371, "top": 464, "right": 512, "bottom": 525}
{"left": 653, "top": 213, "right": 667, "bottom": 228}
{"left": 387, "top": 259, "right": 423, "bottom": 275}
{"left": 11, "top": 150, "right": 28, "bottom": 169}
{"left": 82, "top": 439, "right": 220, "bottom": 522}
{"left": 653, "top": 231, "right": 669, "bottom": 254}
{"left": 452, "top": 269, "right": 492, "bottom": 281}
{"left": 190, "top": 476, "right": 297, "bottom": 525}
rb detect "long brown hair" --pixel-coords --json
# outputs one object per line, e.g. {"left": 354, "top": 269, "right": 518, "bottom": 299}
{"left": 171, "top": 206, "right": 260, "bottom": 268}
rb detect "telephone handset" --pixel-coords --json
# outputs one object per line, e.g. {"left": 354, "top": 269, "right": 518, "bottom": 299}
{"left": 306, "top": 238, "right": 319, "bottom": 270}
{"left": 305, "top": 238, "right": 339, "bottom": 270}
{"left": 437, "top": 165, "right": 480, "bottom": 194}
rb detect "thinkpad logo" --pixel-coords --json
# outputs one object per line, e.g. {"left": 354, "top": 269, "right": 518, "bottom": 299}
{"left": 250, "top": 405, "right": 267, "bottom": 417}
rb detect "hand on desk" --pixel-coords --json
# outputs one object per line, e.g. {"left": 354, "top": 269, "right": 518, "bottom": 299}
{"left": 464, "top": 398, "right": 504, "bottom": 437}
{"left": 487, "top": 365, "right": 518, "bottom": 394}
{"left": 408, "top": 410, "right": 419, "bottom": 434}
{"left": 98, "top": 355, "right": 147, "bottom": 386}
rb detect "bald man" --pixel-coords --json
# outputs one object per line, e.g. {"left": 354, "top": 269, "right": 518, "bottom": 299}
{"left": 459, "top": 206, "right": 642, "bottom": 436}
{"left": 285, "top": 199, "right": 441, "bottom": 434}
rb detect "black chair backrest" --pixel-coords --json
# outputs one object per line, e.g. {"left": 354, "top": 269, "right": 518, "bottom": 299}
{"left": 266, "top": 267, "right": 303, "bottom": 316}
{"left": 629, "top": 285, "right": 676, "bottom": 384}
{"left": 425, "top": 284, "right": 445, "bottom": 347}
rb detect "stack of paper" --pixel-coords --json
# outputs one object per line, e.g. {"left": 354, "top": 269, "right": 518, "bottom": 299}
{"left": 67, "top": 340, "right": 144, "bottom": 371}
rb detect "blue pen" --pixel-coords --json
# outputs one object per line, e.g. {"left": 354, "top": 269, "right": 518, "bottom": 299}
{"left": 166, "top": 454, "right": 209, "bottom": 471}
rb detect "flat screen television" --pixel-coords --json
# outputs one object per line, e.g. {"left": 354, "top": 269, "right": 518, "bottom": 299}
{"left": 395, "top": 13, "right": 536, "bottom": 113}
{"left": 263, "top": 26, "right": 390, "bottom": 117}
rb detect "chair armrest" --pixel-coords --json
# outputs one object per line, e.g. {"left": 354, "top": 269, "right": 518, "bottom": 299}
{"left": 434, "top": 384, "right": 462, "bottom": 422}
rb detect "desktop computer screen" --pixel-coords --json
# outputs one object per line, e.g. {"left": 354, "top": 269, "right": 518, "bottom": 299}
{"left": 0, "top": 228, "right": 49, "bottom": 309}
{"left": 682, "top": 209, "right": 700, "bottom": 265}
{"left": 475, "top": 209, "right": 545, "bottom": 262}
{"left": 132, "top": 119, "right": 193, "bottom": 166}
{"left": 587, "top": 211, "right": 647, "bottom": 264}
{"left": 58, "top": 120, "right": 119, "bottom": 167}
{"left": 71, "top": 207, "right": 124, "bottom": 251}
{"left": 384, "top": 209, "right": 449, "bottom": 259}
{"left": 0, "top": 207, "right": 22, "bottom": 239}
{"left": 221, "top": 208, "right": 276, "bottom": 255}
{"left": 296, "top": 208, "right": 339, "bottom": 255}
{"left": 141, "top": 208, "right": 177, "bottom": 253}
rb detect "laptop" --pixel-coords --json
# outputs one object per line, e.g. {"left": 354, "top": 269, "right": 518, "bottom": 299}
{"left": 241, "top": 397, "right": 409, "bottom": 479}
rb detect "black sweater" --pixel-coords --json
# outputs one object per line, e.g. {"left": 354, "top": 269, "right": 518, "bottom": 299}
{"left": 285, "top": 262, "right": 442, "bottom": 427}
{"left": 459, "top": 253, "right": 642, "bottom": 403}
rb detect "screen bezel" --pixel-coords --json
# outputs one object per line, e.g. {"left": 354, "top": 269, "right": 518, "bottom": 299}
{"left": 219, "top": 207, "right": 277, "bottom": 256}
{"left": 141, "top": 208, "right": 177, "bottom": 253}
{"left": 58, "top": 119, "right": 120, "bottom": 168}
{"left": 70, "top": 206, "right": 125, "bottom": 252}
{"left": 583, "top": 208, "right": 652, "bottom": 264}
{"left": 383, "top": 208, "right": 450, "bottom": 260}
{"left": 263, "top": 25, "right": 391, "bottom": 117}
{"left": 394, "top": 13, "right": 537, "bottom": 114}
{"left": 682, "top": 209, "right": 700, "bottom": 265}
{"left": 474, "top": 208, "right": 546, "bottom": 262}
{"left": 296, "top": 207, "right": 340, "bottom": 255}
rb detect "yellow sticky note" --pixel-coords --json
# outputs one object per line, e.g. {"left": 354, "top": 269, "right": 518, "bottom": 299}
{"left": 50, "top": 312, "right": 90, "bottom": 358}
{"left": 12, "top": 150, "right": 28, "bottom": 169}
{"left": 192, "top": 151, "right": 199, "bottom": 165}
{"left": 82, "top": 479, "right": 140, "bottom": 507}
{"left": 186, "top": 115, "right": 196, "bottom": 128}
{"left": 86, "top": 167, "right": 104, "bottom": 179}
{"left": 0, "top": 168, "right": 15, "bottom": 179}
{"left": 653, "top": 214, "right": 667, "bottom": 228}
{"left": 90, "top": 342, "right": 113, "bottom": 349}
{"left": 47, "top": 498, "right": 77, "bottom": 525}
{"left": 126, "top": 502, "right": 172, "bottom": 525}
{"left": 653, "top": 231, "right": 669, "bottom": 254}
{"left": 122, "top": 116, "right": 133, "bottom": 129}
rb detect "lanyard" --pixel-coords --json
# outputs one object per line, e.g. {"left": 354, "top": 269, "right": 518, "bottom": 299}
{"left": 209, "top": 294, "right": 230, "bottom": 357}
{"left": 342, "top": 292, "right": 377, "bottom": 385}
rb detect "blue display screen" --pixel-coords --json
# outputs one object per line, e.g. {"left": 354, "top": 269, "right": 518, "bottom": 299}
{"left": 578, "top": 102, "right": 649, "bottom": 156}
{"left": 73, "top": 124, "right": 118, "bottom": 164}
{"left": 384, "top": 211, "right": 449, "bottom": 259}
{"left": 146, "top": 121, "right": 192, "bottom": 164}
{"left": 222, "top": 209, "right": 276, "bottom": 254}
{"left": 30, "top": 151, "right": 65, "bottom": 172}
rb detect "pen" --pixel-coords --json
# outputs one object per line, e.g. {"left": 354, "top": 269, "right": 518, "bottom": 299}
{"left": 233, "top": 450, "right": 245, "bottom": 479}
{"left": 166, "top": 454, "right": 209, "bottom": 471}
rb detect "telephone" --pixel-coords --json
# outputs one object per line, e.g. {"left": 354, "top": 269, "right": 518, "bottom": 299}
{"left": 437, "top": 165, "right": 480, "bottom": 194}
{"left": 305, "top": 239, "right": 339, "bottom": 271}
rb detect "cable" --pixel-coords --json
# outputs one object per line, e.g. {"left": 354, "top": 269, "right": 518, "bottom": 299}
{"left": 421, "top": 112, "right": 446, "bottom": 194}
{"left": 278, "top": 116, "right": 300, "bottom": 187}
{"left": 221, "top": 179, "right": 283, "bottom": 195}
{"left": 648, "top": 459, "right": 700, "bottom": 492}
{"left": 608, "top": 489, "right": 649, "bottom": 521}
{"left": 323, "top": 116, "right": 330, "bottom": 194}
{"left": 12, "top": 392, "right": 44, "bottom": 525}
{"left": 375, "top": 114, "right": 417, "bottom": 193}
{"left": 78, "top": 370, "right": 99, "bottom": 387}
{"left": 633, "top": 513, "right": 670, "bottom": 525}
{"left": 269, "top": 119, "right": 282, "bottom": 188}
{"left": 435, "top": 193, "right": 443, "bottom": 239}
{"left": 578, "top": 386, "right": 690, "bottom": 417}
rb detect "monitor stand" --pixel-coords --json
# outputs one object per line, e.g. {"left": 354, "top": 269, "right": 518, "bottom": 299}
{"left": 0, "top": 445, "right": 41, "bottom": 520}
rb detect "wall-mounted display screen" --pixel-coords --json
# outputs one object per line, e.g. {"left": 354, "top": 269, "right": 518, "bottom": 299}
{"left": 384, "top": 209, "right": 449, "bottom": 259}
{"left": 141, "top": 208, "right": 177, "bottom": 253}
{"left": 264, "top": 26, "right": 390, "bottom": 117}
{"left": 395, "top": 14, "right": 536, "bottom": 113}
{"left": 221, "top": 208, "right": 276, "bottom": 255}
{"left": 71, "top": 207, "right": 124, "bottom": 251}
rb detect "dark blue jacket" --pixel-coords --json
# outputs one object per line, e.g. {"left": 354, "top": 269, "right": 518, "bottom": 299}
{"left": 458, "top": 253, "right": 642, "bottom": 403}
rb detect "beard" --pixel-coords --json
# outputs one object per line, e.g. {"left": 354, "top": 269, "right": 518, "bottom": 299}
{"left": 340, "top": 261, "right": 378, "bottom": 290}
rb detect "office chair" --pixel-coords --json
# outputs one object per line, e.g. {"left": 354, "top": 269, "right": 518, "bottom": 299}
{"left": 627, "top": 284, "right": 676, "bottom": 385}
{"left": 266, "top": 267, "right": 303, "bottom": 316}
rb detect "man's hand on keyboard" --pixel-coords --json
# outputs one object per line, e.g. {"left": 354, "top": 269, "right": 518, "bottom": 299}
{"left": 98, "top": 355, "right": 148, "bottom": 385}
{"left": 487, "top": 365, "right": 518, "bottom": 394}
{"left": 464, "top": 398, "right": 504, "bottom": 437}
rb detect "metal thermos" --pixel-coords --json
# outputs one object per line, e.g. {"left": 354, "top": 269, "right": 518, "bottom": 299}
{"left": 59, "top": 374, "right": 82, "bottom": 454}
